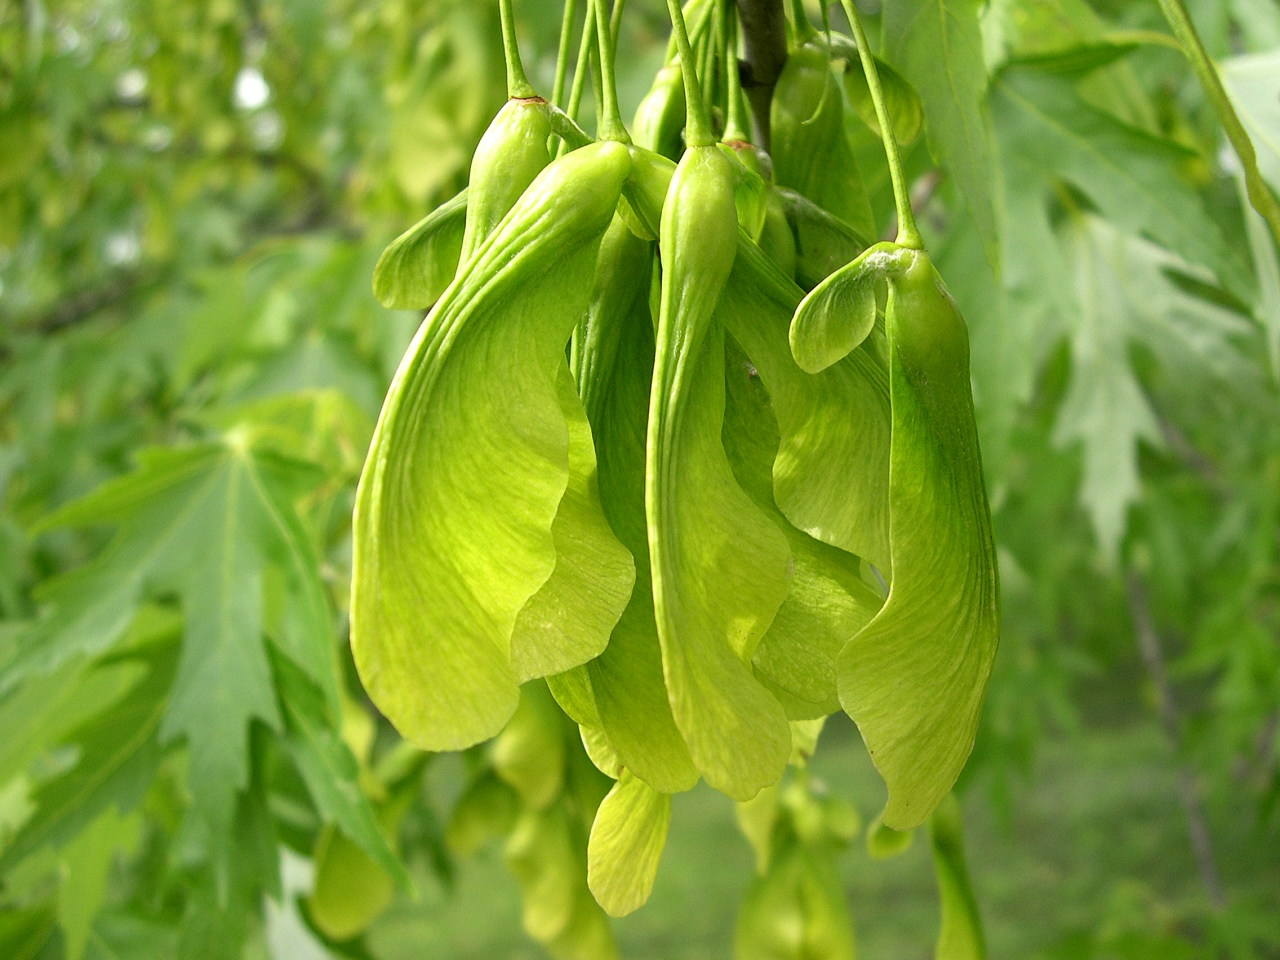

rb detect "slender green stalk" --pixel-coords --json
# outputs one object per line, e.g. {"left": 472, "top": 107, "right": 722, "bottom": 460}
{"left": 609, "top": 0, "right": 626, "bottom": 50}
{"left": 567, "top": 3, "right": 598, "bottom": 122}
{"left": 593, "top": 0, "right": 629, "bottom": 141}
{"left": 557, "top": 2, "right": 598, "bottom": 156}
{"left": 670, "top": 1, "right": 715, "bottom": 64}
{"left": 666, "top": 0, "right": 714, "bottom": 146}
{"left": 1104, "top": 28, "right": 1183, "bottom": 53}
{"left": 701, "top": 0, "right": 723, "bottom": 121}
{"left": 551, "top": 0, "right": 578, "bottom": 108}
{"left": 839, "top": 0, "right": 921, "bottom": 248}
{"left": 786, "top": 0, "right": 814, "bottom": 44}
{"left": 589, "top": 35, "right": 605, "bottom": 134}
{"left": 666, "top": 0, "right": 700, "bottom": 61}
{"left": 1156, "top": 0, "right": 1280, "bottom": 250}
{"left": 723, "top": 0, "right": 751, "bottom": 143}
{"left": 498, "top": 0, "right": 536, "bottom": 99}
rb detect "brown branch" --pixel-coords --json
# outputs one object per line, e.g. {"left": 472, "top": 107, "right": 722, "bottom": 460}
{"left": 21, "top": 267, "right": 160, "bottom": 334}
{"left": 11, "top": 185, "right": 344, "bottom": 339}
{"left": 1155, "top": 412, "right": 1228, "bottom": 497}
{"left": 1125, "top": 569, "right": 1225, "bottom": 910}
{"left": 736, "top": 0, "right": 787, "bottom": 153}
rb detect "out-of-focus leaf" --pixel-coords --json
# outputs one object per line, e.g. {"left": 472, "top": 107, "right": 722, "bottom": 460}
{"left": 82, "top": 913, "right": 177, "bottom": 960}
{"left": 1223, "top": 52, "right": 1280, "bottom": 377}
{"left": 0, "top": 905, "right": 56, "bottom": 960}
{"left": 0, "top": 647, "right": 175, "bottom": 873}
{"left": 883, "top": 0, "right": 998, "bottom": 265}
{"left": 1054, "top": 215, "right": 1256, "bottom": 560}
{"left": 990, "top": 65, "right": 1252, "bottom": 299}
{"left": 0, "top": 657, "right": 146, "bottom": 787}
{"left": 275, "top": 653, "right": 407, "bottom": 886}
{"left": 6, "top": 438, "right": 337, "bottom": 863}
{"left": 57, "top": 806, "right": 142, "bottom": 960}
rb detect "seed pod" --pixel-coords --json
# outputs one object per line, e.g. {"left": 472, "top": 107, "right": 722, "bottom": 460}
{"left": 791, "top": 247, "right": 999, "bottom": 829}
{"left": 633, "top": 63, "right": 686, "bottom": 160}
{"left": 508, "top": 359, "right": 637, "bottom": 684}
{"left": 505, "top": 798, "right": 620, "bottom": 960}
{"left": 372, "top": 187, "right": 467, "bottom": 310}
{"left": 734, "top": 849, "right": 809, "bottom": 960}
{"left": 491, "top": 681, "right": 567, "bottom": 811}
{"left": 647, "top": 143, "right": 792, "bottom": 801}
{"left": 840, "top": 250, "right": 998, "bottom": 829}
{"left": 351, "top": 141, "right": 634, "bottom": 752}
{"left": 569, "top": 216, "right": 651, "bottom": 423}
{"left": 733, "top": 779, "right": 857, "bottom": 960}
{"left": 865, "top": 810, "right": 914, "bottom": 859}
{"left": 618, "top": 144, "right": 677, "bottom": 240}
{"left": 791, "top": 240, "right": 902, "bottom": 373}
{"left": 505, "top": 804, "right": 583, "bottom": 943}
{"left": 757, "top": 188, "right": 797, "bottom": 279}
{"left": 735, "top": 782, "right": 780, "bottom": 874}
{"left": 770, "top": 42, "right": 876, "bottom": 247}
{"left": 586, "top": 770, "right": 671, "bottom": 916}
{"left": 552, "top": 208, "right": 699, "bottom": 795}
{"left": 719, "top": 141, "right": 768, "bottom": 240}
{"left": 721, "top": 336, "right": 883, "bottom": 719}
{"left": 459, "top": 97, "right": 553, "bottom": 266}
{"left": 484, "top": 684, "right": 620, "bottom": 959}
{"left": 446, "top": 768, "right": 520, "bottom": 854}
{"left": 305, "top": 767, "right": 419, "bottom": 941}
{"left": 929, "top": 794, "right": 986, "bottom": 960}
{"left": 773, "top": 185, "right": 869, "bottom": 289}
{"left": 724, "top": 236, "right": 892, "bottom": 577}
{"left": 306, "top": 825, "right": 395, "bottom": 941}
{"left": 821, "top": 34, "right": 923, "bottom": 145}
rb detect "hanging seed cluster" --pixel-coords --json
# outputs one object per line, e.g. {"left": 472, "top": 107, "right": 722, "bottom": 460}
{"left": 354, "top": 0, "right": 998, "bottom": 945}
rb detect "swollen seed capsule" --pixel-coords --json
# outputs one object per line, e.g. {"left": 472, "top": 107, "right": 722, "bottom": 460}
{"left": 646, "top": 143, "right": 792, "bottom": 801}
{"left": 633, "top": 63, "right": 686, "bottom": 160}
{"left": 351, "top": 141, "right": 634, "bottom": 753}
{"left": 771, "top": 42, "right": 876, "bottom": 246}
{"left": 459, "top": 97, "right": 553, "bottom": 265}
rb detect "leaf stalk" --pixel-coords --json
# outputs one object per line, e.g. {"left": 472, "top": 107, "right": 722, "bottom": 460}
{"left": 666, "top": 0, "right": 715, "bottom": 146}
{"left": 839, "top": 0, "right": 921, "bottom": 249}
{"left": 1156, "top": 0, "right": 1280, "bottom": 251}
{"left": 499, "top": 0, "right": 537, "bottom": 99}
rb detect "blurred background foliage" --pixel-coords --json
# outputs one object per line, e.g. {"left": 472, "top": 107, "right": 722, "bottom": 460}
{"left": 1, "top": 0, "right": 1279, "bottom": 957}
